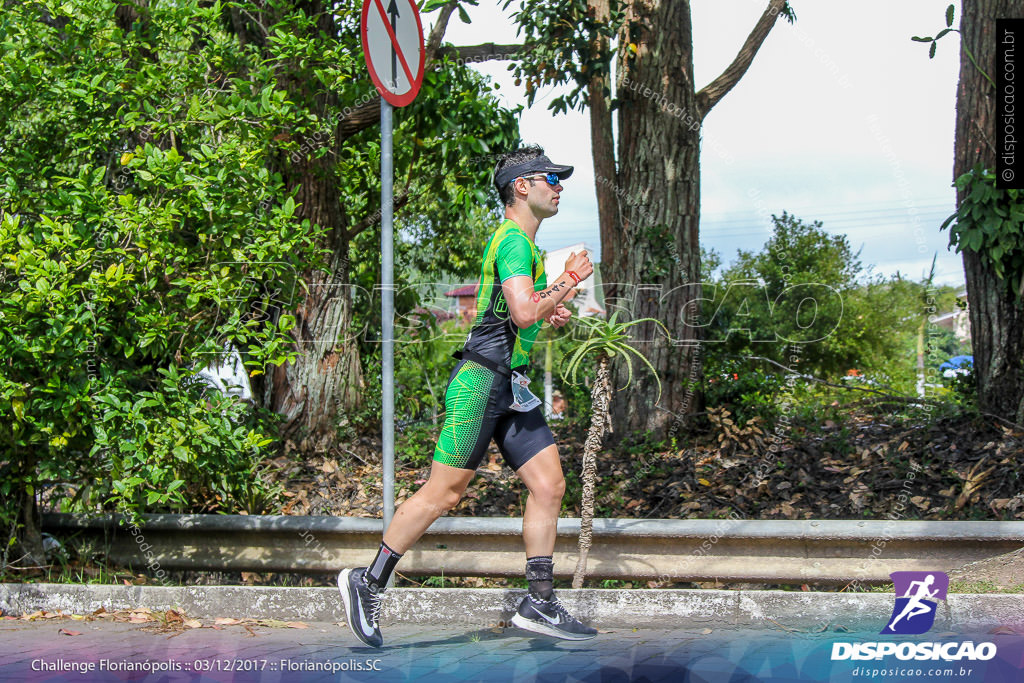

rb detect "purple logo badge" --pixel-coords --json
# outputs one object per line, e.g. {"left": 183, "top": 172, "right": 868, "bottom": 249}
{"left": 881, "top": 571, "right": 949, "bottom": 635}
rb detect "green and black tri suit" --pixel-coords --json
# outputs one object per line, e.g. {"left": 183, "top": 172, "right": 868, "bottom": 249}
{"left": 433, "top": 219, "right": 556, "bottom": 471}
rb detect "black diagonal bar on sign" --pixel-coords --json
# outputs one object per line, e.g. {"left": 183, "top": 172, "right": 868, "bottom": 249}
{"left": 372, "top": 0, "right": 415, "bottom": 89}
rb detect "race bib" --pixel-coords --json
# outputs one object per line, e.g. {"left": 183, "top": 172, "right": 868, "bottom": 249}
{"left": 509, "top": 370, "right": 542, "bottom": 412}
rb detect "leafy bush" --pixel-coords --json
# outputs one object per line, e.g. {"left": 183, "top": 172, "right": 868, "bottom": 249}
{"left": 702, "top": 356, "right": 786, "bottom": 428}
{"left": 94, "top": 367, "right": 282, "bottom": 516}
{"left": 394, "top": 316, "right": 465, "bottom": 424}
{"left": 0, "top": 171, "right": 303, "bottom": 526}
{"left": 704, "top": 213, "right": 966, "bottom": 398}
{"left": 395, "top": 422, "right": 440, "bottom": 470}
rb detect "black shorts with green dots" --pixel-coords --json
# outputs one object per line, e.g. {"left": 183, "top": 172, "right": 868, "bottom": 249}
{"left": 432, "top": 358, "right": 555, "bottom": 471}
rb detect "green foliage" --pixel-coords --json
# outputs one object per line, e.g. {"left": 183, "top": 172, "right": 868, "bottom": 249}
{"left": 944, "top": 364, "right": 979, "bottom": 412}
{"left": 1, "top": 0, "right": 524, "bottom": 543}
{"left": 0, "top": 196, "right": 289, "bottom": 522}
{"left": 0, "top": 0, "right": 329, "bottom": 530}
{"left": 562, "top": 312, "right": 668, "bottom": 402}
{"left": 703, "top": 357, "right": 786, "bottom": 426}
{"left": 503, "top": 0, "right": 624, "bottom": 113}
{"left": 96, "top": 368, "right": 283, "bottom": 518}
{"left": 705, "top": 212, "right": 940, "bottom": 386}
{"left": 786, "top": 383, "right": 850, "bottom": 432}
{"left": 912, "top": 4, "right": 993, "bottom": 86}
{"left": 395, "top": 315, "right": 459, "bottom": 421}
{"left": 942, "top": 166, "right": 1024, "bottom": 299}
{"left": 542, "top": 323, "right": 594, "bottom": 429}
{"left": 395, "top": 422, "right": 439, "bottom": 469}
{"left": 707, "top": 212, "right": 858, "bottom": 375}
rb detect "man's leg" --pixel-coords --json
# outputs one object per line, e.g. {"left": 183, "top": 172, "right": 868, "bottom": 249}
{"left": 384, "top": 461, "right": 475, "bottom": 554}
{"left": 508, "top": 442, "right": 596, "bottom": 640}
{"left": 363, "top": 461, "right": 474, "bottom": 591}
{"left": 515, "top": 444, "right": 565, "bottom": 556}
{"left": 339, "top": 461, "right": 474, "bottom": 648}
{"left": 340, "top": 358, "right": 497, "bottom": 647}
{"left": 516, "top": 444, "right": 564, "bottom": 601}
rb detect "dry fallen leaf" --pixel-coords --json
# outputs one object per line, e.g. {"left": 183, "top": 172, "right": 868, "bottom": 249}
{"left": 988, "top": 625, "right": 1017, "bottom": 635}
{"left": 214, "top": 617, "right": 242, "bottom": 626}
{"left": 58, "top": 628, "right": 82, "bottom": 636}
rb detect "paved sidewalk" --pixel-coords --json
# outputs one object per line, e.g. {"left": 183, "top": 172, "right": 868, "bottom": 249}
{"left": 3, "top": 617, "right": 1024, "bottom": 682}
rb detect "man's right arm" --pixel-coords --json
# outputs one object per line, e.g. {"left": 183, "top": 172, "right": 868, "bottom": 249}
{"left": 502, "top": 250, "right": 594, "bottom": 328}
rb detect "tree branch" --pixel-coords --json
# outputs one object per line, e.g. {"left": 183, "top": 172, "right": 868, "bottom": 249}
{"left": 695, "top": 0, "right": 788, "bottom": 119}
{"left": 741, "top": 355, "right": 945, "bottom": 406}
{"left": 435, "top": 42, "right": 525, "bottom": 62}
{"left": 344, "top": 189, "right": 413, "bottom": 241}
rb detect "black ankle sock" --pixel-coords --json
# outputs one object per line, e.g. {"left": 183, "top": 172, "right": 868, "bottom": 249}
{"left": 526, "top": 555, "right": 554, "bottom": 601}
{"left": 364, "top": 542, "right": 402, "bottom": 591}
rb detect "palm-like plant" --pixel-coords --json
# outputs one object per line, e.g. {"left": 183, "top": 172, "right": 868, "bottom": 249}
{"left": 561, "top": 311, "right": 667, "bottom": 588}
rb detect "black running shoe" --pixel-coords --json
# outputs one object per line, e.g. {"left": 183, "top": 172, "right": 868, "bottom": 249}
{"left": 511, "top": 593, "right": 598, "bottom": 640}
{"left": 338, "top": 568, "right": 384, "bottom": 648}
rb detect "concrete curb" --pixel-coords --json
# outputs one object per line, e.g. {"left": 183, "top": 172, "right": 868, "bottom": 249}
{"left": 2, "top": 583, "right": 1021, "bottom": 631}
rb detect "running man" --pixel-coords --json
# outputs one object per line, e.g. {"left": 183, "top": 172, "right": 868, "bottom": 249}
{"left": 887, "top": 574, "right": 939, "bottom": 632}
{"left": 339, "top": 145, "right": 596, "bottom": 647}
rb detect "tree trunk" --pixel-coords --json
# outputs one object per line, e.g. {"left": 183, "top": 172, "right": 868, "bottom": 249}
{"left": 955, "top": 0, "right": 1024, "bottom": 423}
{"left": 603, "top": 0, "right": 787, "bottom": 440}
{"left": 586, "top": 0, "right": 621, "bottom": 270}
{"left": 608, "top": 0, "right": 702, "bottom": 439}
{"left": 264, "top": 153, "right": 365, "bottom": 450}
{"left": 252, "top": 2, "right": 370, "bottom": 450}
{"left": 572, "top": 354, "right": 612, "bottom": 589}
{"left": 264, "top": 249, "right": 365, "bottom": 450}
{"left": 6, "top": 450, "right": 45, "bottom": 570}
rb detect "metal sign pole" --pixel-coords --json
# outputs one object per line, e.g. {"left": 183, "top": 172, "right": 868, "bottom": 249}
{"left": 361, "top": 0, "right": 422, "bottom": 591}
{"left": 381, "top": 98, "right": 395, "bottom": 584}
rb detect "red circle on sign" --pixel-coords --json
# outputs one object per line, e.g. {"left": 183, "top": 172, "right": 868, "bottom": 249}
{"left": 361, "top": 0, "right": 425, "bottom": 107}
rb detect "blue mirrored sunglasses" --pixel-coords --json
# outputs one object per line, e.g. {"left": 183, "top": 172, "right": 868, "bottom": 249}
{"left": 518, "top": 173, "right": 560, "bottom": 186}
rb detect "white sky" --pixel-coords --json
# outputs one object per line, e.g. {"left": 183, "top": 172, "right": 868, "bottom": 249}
{"left": 437, "top": 1, "right": 964, "bottom": 286}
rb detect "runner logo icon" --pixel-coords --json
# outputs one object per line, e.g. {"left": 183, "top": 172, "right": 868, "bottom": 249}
{"left": 881, "top": 571, "right": 949, "bottom": 635}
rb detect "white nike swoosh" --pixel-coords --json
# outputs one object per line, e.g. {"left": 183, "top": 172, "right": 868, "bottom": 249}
{"left": 340, "top": 570, "right": 378, "bottom": 638}
{"left": 534, "top": 608, "right": 561, "bottom": 625}
{"left": 354, "top": 586, "right": 378, "bottom": 636}
{"left": 357, "top": 603, "right": 376, "bottom": 637}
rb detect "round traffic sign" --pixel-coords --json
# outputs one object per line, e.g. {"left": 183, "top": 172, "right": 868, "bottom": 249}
{"left": 361, "top": 0, "right": 425, "bottom": 107}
